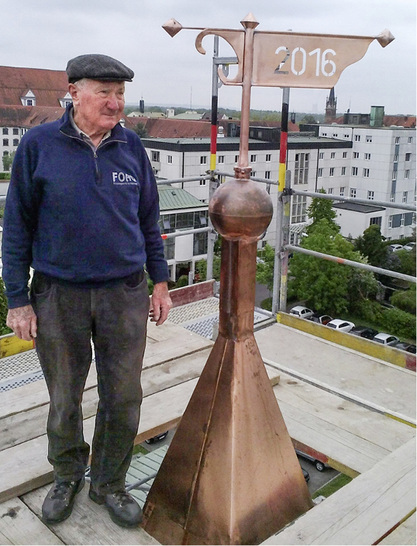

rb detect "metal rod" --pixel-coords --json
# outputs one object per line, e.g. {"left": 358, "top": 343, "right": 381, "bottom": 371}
{"left": 161, "top": 226, "right": 212, "bottom": 239}
{"left": 279, "top": 174, "right": 292, "bottom": 310}
{"left": 286, "top": 244, "right": 417, "bottom": 283}
{"left": 291, "top": 189, "right": 417, "bottom": 212}
{"left": 237, "top": 19, "right": 257, "bottom": 171}
{"left": 278, "top": 88, "right": 290, "bottom": 192}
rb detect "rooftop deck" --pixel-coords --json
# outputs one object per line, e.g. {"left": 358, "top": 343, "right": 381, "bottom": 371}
{"left": 0, "top": 297, "right": 415, "bottom": 545}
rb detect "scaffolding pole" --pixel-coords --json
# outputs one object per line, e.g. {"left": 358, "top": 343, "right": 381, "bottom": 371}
{"left": 285, "top": 244, "right": 417, "bottom": 284}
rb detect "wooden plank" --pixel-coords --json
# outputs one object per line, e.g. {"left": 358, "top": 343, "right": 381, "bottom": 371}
{"left": 0, "top": 345, "right": 212, "bottom": 452}
{"left": 265, "top": 357, "right": 416, "bottom": 425}
{"left": 379, "top": 512, "right": 416, "bottom": 545}
{"left": 274, "top": 372, "right": 415, "bottom": 464}
{"left": 0, "top": 363, "right": 279, "bottom": 503}
{"left": 0, "top": 497, "right": 63, "bottom": 545}
{"left": 22, "top": 485, "right": 160, "bottom": 545}
{"left": 262, "top": 439, "right": 416, "bottom": 545}
{"left": 256, "top": 323, "right": 416, "bottom": 422}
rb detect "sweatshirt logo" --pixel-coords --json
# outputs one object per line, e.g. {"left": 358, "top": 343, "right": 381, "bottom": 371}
{"left": 112, "top": 171, "right": 138, "bottom": 185}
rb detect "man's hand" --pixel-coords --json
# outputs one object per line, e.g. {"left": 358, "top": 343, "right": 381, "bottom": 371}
{"left": 6, "top": 305, "right": 37, "bottom": 341}
{"left": 149, "top": 282, "right": 172, "bottom": 326}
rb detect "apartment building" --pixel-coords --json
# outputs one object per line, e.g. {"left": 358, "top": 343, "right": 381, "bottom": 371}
{"left": 318, "top": 123, "right": 416, "bottom": 239}
{"left": 141, "top": 134, "right": 352, "bottom": 248}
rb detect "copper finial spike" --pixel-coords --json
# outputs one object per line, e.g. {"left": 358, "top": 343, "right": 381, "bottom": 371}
{"left": 162, "top": 18, "right": 183, "bottom": 37}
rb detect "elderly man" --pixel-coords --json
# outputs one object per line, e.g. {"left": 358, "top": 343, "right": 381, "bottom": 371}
{"left": 2, "top": 54, "right": 172, "bottom": 528}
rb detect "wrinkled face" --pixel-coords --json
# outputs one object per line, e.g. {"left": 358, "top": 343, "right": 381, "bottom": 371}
{"left": 69, "top": 79, "right": 125, "bottom": 137}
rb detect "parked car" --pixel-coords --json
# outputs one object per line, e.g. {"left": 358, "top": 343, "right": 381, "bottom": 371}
{"left": 395, "top": 342, "right": 416, "bottom": 354}
{"left": 296, "top": 449, "right": 328, "bottom": 472}
{"left": 301, "top": 467, "right": 310, "bottom": 482}
{"left": 309, "top": 313, "right": 333, "bottom": 325}
{"left": 145, "top": 431, "right": 169, "bottom": 444}
{"left": 326, "top": 319, "right": 355, "bottom": 333}
{"left": 388, "top": 244, "right": 404, "bottom": 252}
{"left": 350, "top": 326, "right": 378, "bottom": 340}
{"left": 373, "top": 333, "right": 399, "bottom": 346}
{"left": 289, "top": 306, "right": 314, "bottom": 319}
{"left": 403, "top": 242, "right": 416, "bottom": 251}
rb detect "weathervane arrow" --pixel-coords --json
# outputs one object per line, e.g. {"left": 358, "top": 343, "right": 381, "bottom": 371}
{"left": 163, "top": 16, "right": 394, "bottom": 89}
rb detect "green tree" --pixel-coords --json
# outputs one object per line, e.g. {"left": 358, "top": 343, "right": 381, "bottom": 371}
{"left": 391, "top": 284, "right": 416, "bottom": 315}
{"left": 256, "top": 244, "right": 275, "bottom": 292}
{"left": 0, "top": 279, "right": 12, "bottom": 335}
{"left": 354, "top": 225, "right": 388, "bottom": 267}
{"left": 2, "top": 151, "right": 16, "bottom": 172}
{"left": 289, "top": 219, "right": 377, "bottom": 316}
{"left": 133, "top": 122, "right": 148, "bottom": 138}
{"left": 306, "top": 190, "right": 339, "bottom": 235}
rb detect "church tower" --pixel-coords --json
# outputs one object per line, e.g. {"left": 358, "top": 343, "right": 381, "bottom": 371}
{"left": 325, "top": 87, "right": 337, "bottom": 123}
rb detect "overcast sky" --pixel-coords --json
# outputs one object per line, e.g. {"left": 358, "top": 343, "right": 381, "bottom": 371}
{"left": 1, "top": 0, "right": 415, "bottom": 115}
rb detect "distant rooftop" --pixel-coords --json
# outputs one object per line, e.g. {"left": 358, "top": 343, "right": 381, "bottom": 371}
{"left": 158, "top": 185, "right": 207, "bottom": 211}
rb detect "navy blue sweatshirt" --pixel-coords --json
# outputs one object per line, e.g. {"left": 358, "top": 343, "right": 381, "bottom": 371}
{"left": 2, "top": 105, "right": 168, "bottom": 308}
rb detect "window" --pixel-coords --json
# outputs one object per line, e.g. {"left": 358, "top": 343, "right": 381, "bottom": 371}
{"left": 234, "top": 155, "right": 239, "bottom": 163}
{"left": 13, "top": 128, "right": 19, "bottom": 135}
{"left": 350, "top": 188, "right": 357, "bottom": 198}
{"left": 367, "top": 191, "right": 375, "bottom": 200}
{"left": 2, "top": 139, "right": 8, "bottom": 146}
{"left": 251, "top": 171, "right": 256, "bottom": 177}
{"left": 2, "top": 128, "right": 8, "bottom": 135}
{"left": 405, "top": 153, "right": 411, "bottom": 161}
{"left": 370, "top": 217, "right": 382, "bottom": 227}
{"left": 266, "top": 154, "right": 271, "bottom": 162}
{"left": 352, "top": 167, "right": 358, "bottom": 176}
{"left": 199, "top": 178, "right": 206, "bottom": 186}
{"left": 408, "top": 137, "right": 413, "bottom": 143}
{"left": 341, "top": 167, "right": 346, "bottom": 176}
{"left": 363, "top": 168, "right": 370, "bottom": 177}
{"left": 250, "top": 154, "right": 257, "bottom": 162}
{"left": 365, "top": 153, "right": 371, "bottom": 160}
{"left": 200, "top": 155, "right": 207, "bottom": 165}
{"left": 355, "top": 134, "right": 361, "bottom": 141}
{"left": 193, "top": 232, "right": 208, "bottom": 256}
{"left": 395, "top": 136, "right": 400, "bottom": 144}
{"left": 294, "top": 153, "right": 309, "bottom": 185}
{"left": 329, "top": 167, "right": 334, "bottom": 177}
{"left": 328, "top": 188, "right": 334, "bottom": 195}
{"left": 403, "top": 191, "right": 408, "bottom": 203}
{"left": 366, "top": 135, "right": 372, "bottom": 142}
{"left": 13, "top": 139, "right": 19, "bottom": 146}
{"left": 344, "top": 135, "right": 349, "bottom": 139}
{"left": 291, "top": 195, "right": 307, "bottom": 223}
{"left": 318, "top": 168, "right": 323, "bottom": 177}
{"left": 319, "top": 152, "right": 324, "bottom": 159}
{"left": 339, "top": 187, "right": 345, "bottom": 196}
{"left": 218, "top": 155, "right": 225, "bottom": 164}
{"left": 353, "top": 152, "right": 360, "bottom": 158}
{"left": 264, "top": 171, "right": 271, "bottom": 180}
{"left": 405, "top": 170, "right": 410, "bottom": 179}
{"left": 167, "top": 155, "right": 172, "bottom": 164}
{"left": 330, "top": 152, "right": 335, "bottom": 159}
{"left": 341, "top": 152, "right": 347, "bottom": 158}
{"left": 151, "top": 151, "right": 160, "bottom": 162}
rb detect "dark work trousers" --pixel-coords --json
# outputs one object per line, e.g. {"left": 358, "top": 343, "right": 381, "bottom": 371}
{"left": 31, "top": 270, "right": 149, "bottom": 494}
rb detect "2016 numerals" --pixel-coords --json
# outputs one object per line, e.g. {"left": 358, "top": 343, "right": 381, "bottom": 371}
{"left": 274, "top": 46, "right": 336, "bottom": 77}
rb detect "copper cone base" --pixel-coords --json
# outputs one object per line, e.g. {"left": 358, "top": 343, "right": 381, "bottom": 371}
{"left": 142, "top": 332, "right": 313, "bottom": 544}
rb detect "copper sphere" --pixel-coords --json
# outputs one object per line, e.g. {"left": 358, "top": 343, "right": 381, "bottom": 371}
{"left": 209, "top": 178, "right": 273, "bottom": 241}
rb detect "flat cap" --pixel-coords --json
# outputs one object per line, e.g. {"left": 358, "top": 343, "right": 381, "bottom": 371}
{"left": 66, "top": 54, "right": 134, "bottom": 83}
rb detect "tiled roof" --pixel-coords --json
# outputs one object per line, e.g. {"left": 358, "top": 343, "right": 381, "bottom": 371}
{"left": 0, "top": 105, "right": 64, "bottom": 128}
{"left": 158, "top": 185, "right": 207, "bottom": 211}
{"left": 0, "top": 66, "right": 69, "bottom": 107}
{"left": 383, "top": 115, "right": 416, "bottom": 128}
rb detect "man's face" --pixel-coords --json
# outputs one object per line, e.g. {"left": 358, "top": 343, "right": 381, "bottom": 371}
{"left": 69, "top": 79, "right": 125, "bottom": 137}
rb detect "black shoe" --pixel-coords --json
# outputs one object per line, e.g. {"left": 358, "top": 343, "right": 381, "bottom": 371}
{"left": 42, "top": 477, "right": 85, "bottom": 524}
{"left": 89, "top": 488, "right": 142, "bottom": 527}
